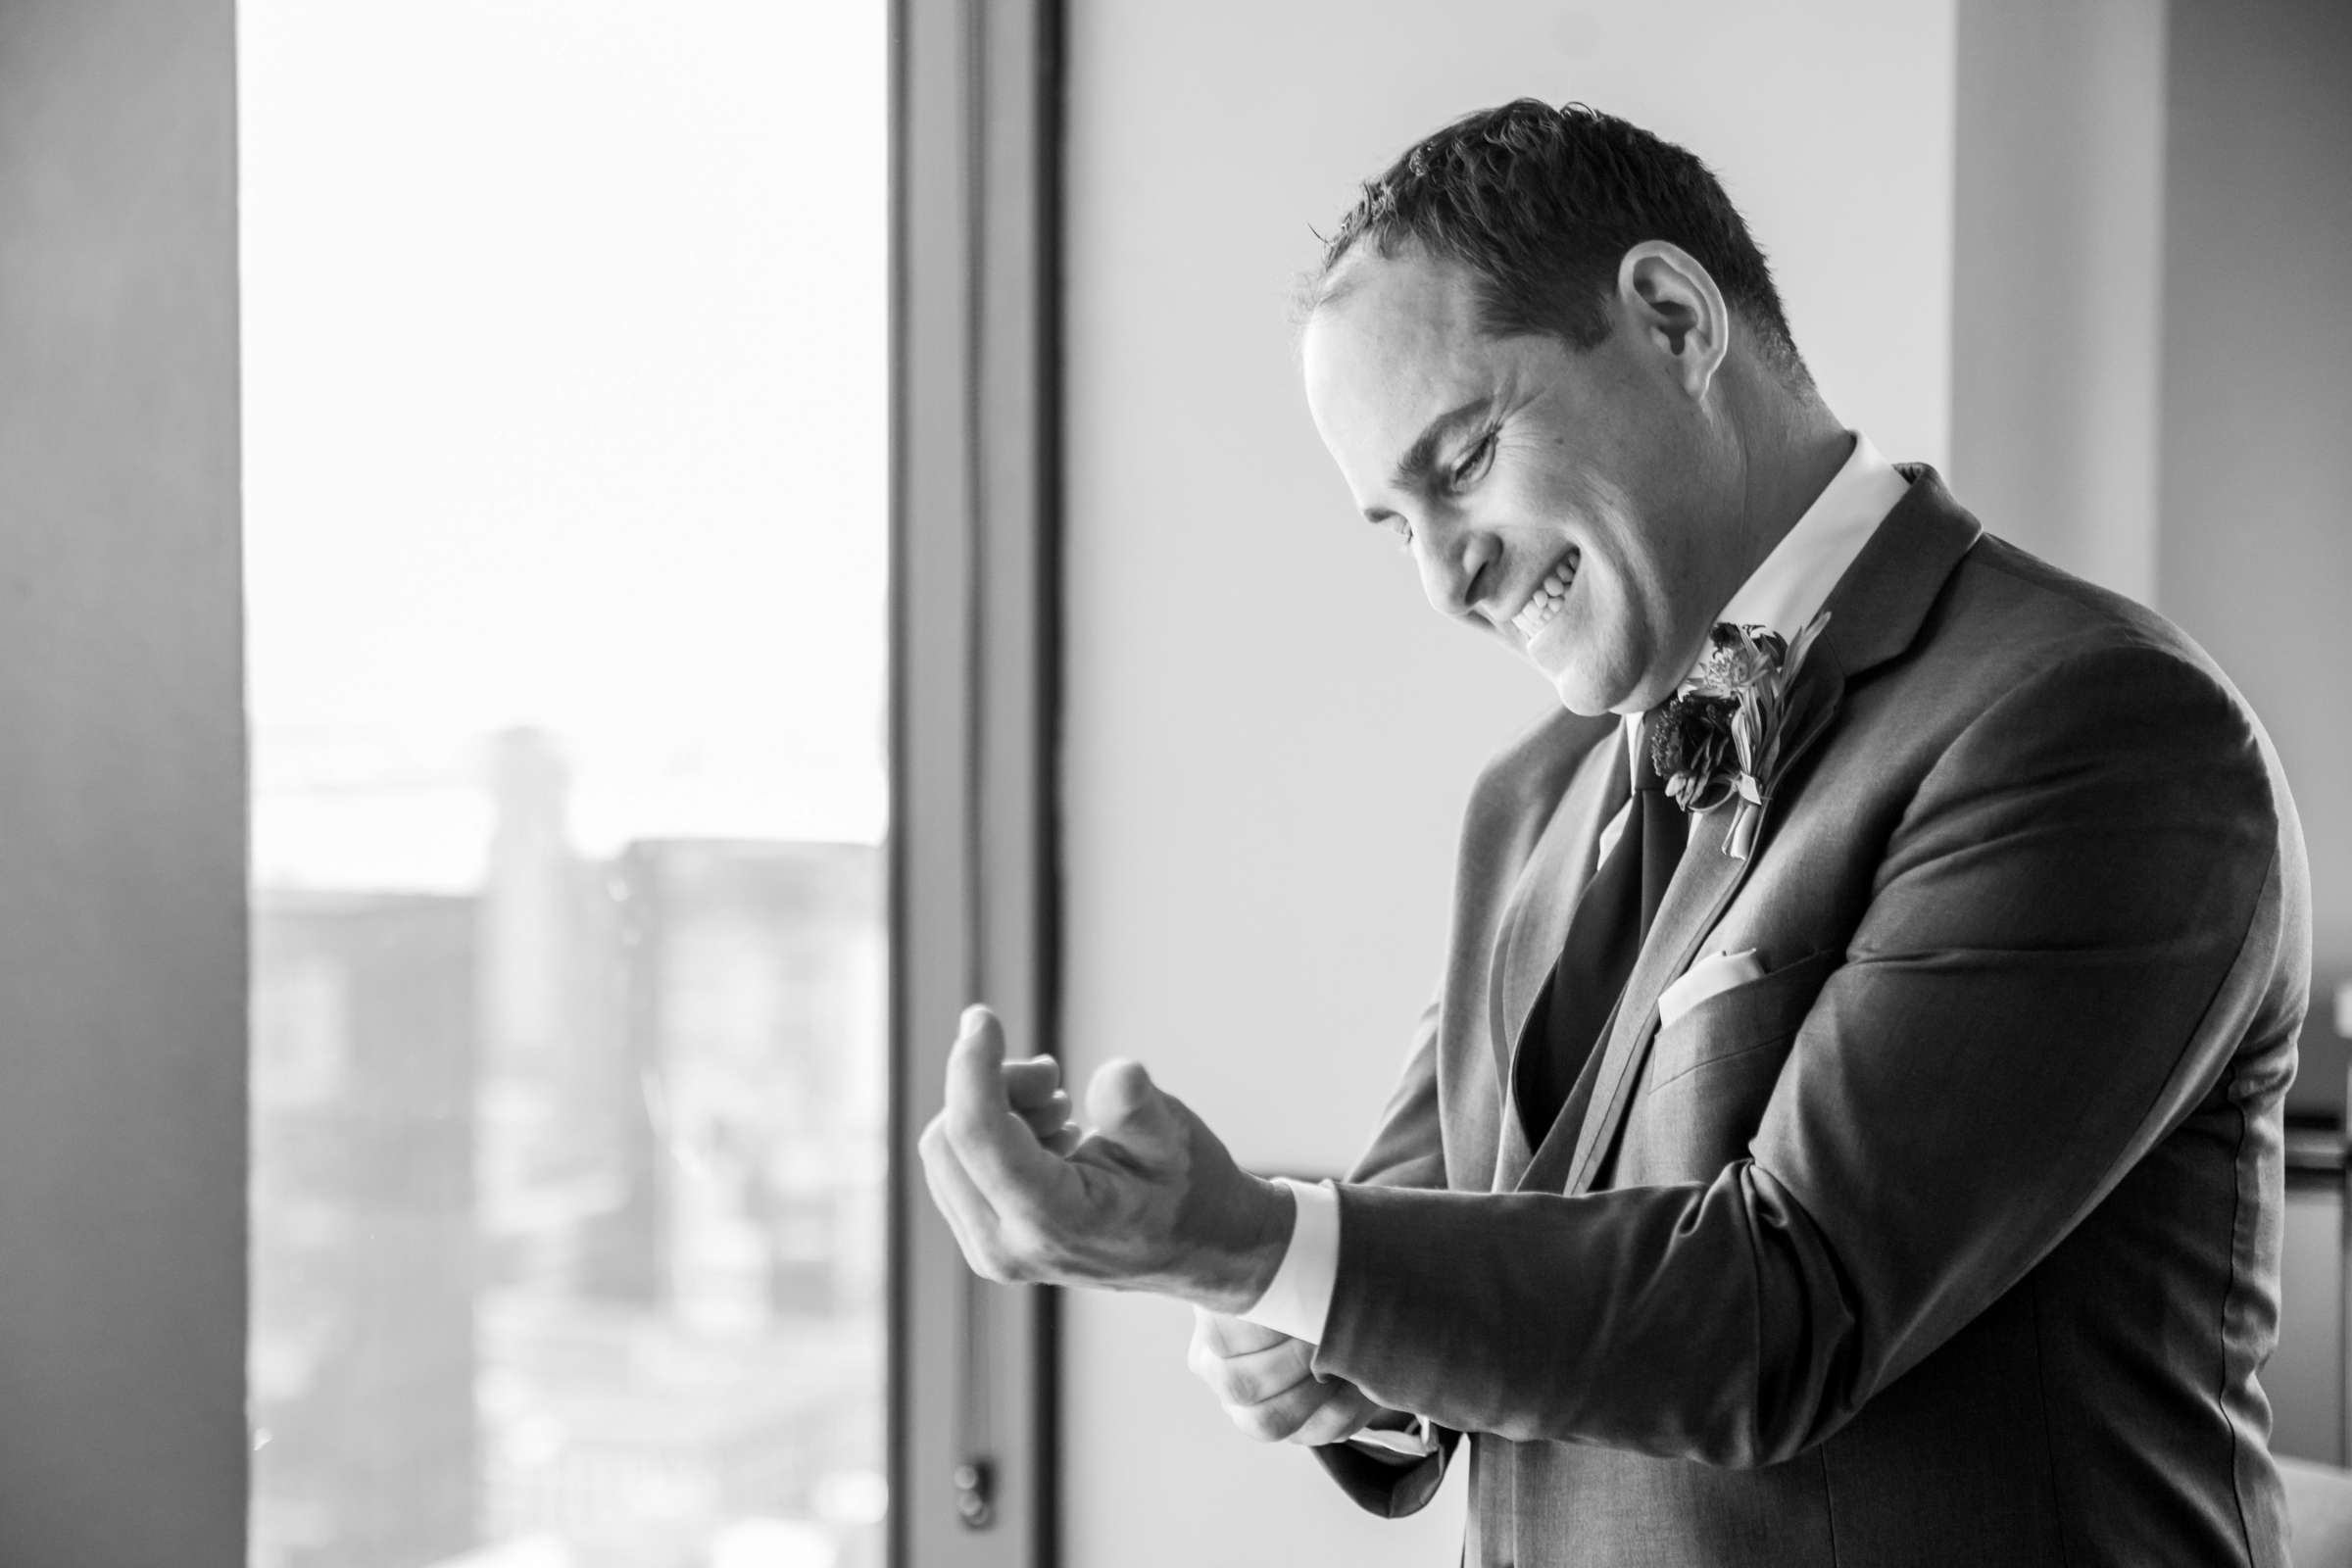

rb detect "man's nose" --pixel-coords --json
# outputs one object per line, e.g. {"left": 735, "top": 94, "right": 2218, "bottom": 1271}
{"left": 1414, "top": 521, "right": 1500, "bottom": 619}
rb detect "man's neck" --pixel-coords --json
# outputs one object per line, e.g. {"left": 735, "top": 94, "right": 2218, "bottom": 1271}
{"left": 1723, "top": 379, "right": 1853, "bottom": 583}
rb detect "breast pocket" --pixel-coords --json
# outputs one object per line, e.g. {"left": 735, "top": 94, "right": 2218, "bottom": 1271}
{"left": 1619, "top": 946, "right": 1843, "bottom": 1186}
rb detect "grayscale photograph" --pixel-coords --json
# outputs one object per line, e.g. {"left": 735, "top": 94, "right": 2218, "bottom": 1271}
{"left": 0, "top": 2, "right": 2345, "bottom": 1566}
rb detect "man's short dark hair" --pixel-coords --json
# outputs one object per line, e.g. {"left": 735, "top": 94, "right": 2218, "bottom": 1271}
{"left": 1310, "top": 99, "right": 1806, "bottom": 379}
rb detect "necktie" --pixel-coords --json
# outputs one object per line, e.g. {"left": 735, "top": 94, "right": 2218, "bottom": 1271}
{"left": 1512, "top": 707, "right": 1690, "bottom": 1142}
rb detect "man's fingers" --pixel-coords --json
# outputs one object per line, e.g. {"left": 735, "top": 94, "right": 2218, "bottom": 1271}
{"left": 1197, "top": 1332, "right": 1318, "bottom": 1406}
{"left": 917, "top": 1112, "right": 1000, "bottom": 1266}
{"left": 1281, "top": 1383, "right": 1381, "bottom": 1446}
{"left": 943, "top": 1005, "right": 1066, "bottom": 1199}
{"left": 1015, "top": 1089, "right": 1073, "bottom": 1140}
{"left": 1185, "top": 1308, "right": 1382, "bottom": 1446}
{"left": 996, "top": 1051, "right": 1072, "bottom": 1144}
{"left": 1192, "top": 1306, "right": 1290, "bottom": 1360}
{"left": 1221, "top": 1373, "right": 1366, "bottom": 1445}
{"left": 1187, "top": 1308, "right": 1319, "bottom": 1412}
{"left": 1082, "top": 1059, "right": 1188, "bottom": 1169}
{"left": 1001, "top": 1055, "right": 1063, "bottom": 1109}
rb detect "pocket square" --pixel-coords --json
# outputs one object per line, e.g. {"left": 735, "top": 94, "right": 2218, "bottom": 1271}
{"left": 1658, "top": 949, "right": 1766, "bottom": 1029}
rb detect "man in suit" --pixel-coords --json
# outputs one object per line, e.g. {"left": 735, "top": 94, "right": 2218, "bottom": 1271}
{"left": 917, "top": 100, "right": 2312, "bottom": 1565}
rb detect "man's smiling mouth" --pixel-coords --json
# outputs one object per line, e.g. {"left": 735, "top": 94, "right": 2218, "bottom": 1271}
{"left": 1510, "top": 548, "right": 1581, "bottom": 639}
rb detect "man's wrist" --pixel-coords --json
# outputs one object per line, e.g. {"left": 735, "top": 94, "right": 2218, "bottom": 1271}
{"left": 1191, "top": 1173, "right": 1294, "bottom": 1313}
{"left": 1236, "top": 1177, "right": 1340, "bottom": 1343}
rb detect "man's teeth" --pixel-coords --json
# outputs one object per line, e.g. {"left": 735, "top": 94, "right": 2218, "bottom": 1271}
{"left": 1513, "top": 554, "right": 1580, "bottom": 638}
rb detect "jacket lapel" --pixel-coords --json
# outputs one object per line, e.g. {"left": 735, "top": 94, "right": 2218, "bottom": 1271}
{"left": 1487, "top": 738, "right": 1623, "bottom": 1188}
{"left": 1539, "top": 466, "right": 1985, "bottom": 1197}
{"left": 1493, "top": 740, "right": 1623, "bottom": 1067}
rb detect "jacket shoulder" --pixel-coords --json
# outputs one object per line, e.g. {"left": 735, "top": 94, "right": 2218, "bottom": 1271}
{"left": 1937, "top": 534, "right": 2230, "bottom": 686}
{"left": 1461, "top": 702, "right": 1614, "bottom": 840}
{"left": 1900, "top": 531, "right": 2310, "bottom": 1020}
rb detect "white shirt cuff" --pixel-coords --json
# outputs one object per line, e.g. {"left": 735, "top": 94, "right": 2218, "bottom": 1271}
{"left": 1240, "top": 1176, "right": 1339, "bottom": 1346}
{"left": 1347, "top": 1420, "right": 1439, "bottom": 1459}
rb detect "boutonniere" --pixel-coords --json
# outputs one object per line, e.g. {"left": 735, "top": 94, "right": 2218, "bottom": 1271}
{"left": 1652, "top": 610, "right": 1831, "bottom": 821}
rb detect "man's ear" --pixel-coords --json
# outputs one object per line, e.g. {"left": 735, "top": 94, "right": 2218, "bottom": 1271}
{"left": 1614, "top": 240, "right": 1730, "bottom": 400}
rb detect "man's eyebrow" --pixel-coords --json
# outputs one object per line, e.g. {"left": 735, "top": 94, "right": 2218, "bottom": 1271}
{"left": 1368, "top": 395, "right": 1495, "bottom": 518}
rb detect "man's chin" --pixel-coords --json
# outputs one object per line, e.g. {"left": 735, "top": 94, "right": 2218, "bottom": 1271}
{"left": 1536, "top": 660, "right": 1620, "bottom": 718}
{"left": 1522, "top": 612, "right": 1637, "bottom": 716}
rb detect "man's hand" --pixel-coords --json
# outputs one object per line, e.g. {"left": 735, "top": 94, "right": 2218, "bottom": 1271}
{"left": 917, "top": 1004, "right": 1292, "bottom": 1311}
{"left": 1188, "top": 1308, "right": 1387, "bottom": 1446}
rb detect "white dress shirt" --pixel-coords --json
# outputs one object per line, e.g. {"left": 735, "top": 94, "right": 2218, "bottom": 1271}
{"left": 1244, "top": 432, "right": 1910, "bottom": 1359}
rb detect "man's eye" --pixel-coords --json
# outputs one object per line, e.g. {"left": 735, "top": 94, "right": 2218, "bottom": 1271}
{"left": 1448, "top": 429, "right": 1499, "bottom": 492}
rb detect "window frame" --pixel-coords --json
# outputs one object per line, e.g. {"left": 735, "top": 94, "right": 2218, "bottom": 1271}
{"left": 889, "top": 1, "right": 1064, "bottom": 1566}
{"left": 0, "top": 3, "right": 249, "bottom": 1563}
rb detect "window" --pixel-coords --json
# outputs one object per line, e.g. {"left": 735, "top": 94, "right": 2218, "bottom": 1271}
{"left": 241, "top": 5, "right": 893, "bottom": 1564}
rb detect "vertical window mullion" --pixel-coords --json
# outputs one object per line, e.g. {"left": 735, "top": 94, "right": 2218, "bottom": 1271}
{"left": 890, "top": 0, "right": 1060, "bottom": 1565}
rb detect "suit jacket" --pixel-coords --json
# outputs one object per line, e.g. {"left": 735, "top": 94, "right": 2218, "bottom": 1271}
{"left": 1310, "top": 469, "right": 2312, "bottom": 1567}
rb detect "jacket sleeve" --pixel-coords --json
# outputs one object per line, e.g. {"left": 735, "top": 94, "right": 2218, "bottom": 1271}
{"left": 1344, "top": 991, "right": 1450, "bottom": 1190}
{"left": 1309, "top": 641, "right": 2308, "bottom": 1467}
{"left": 1314, "top": 988, "right": 1460, "bottom": 1515}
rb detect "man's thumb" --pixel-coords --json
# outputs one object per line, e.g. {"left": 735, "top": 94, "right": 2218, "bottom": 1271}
{"left": 1085, "top": 1059, "right": 1185, "bottom": 1164}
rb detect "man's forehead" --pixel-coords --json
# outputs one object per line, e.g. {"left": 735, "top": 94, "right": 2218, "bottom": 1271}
{"left": 1304, "top": 254, "right": 1500, "bottom": 469}
{"left": 1314, "top": 248, "right": 1487, "bottom": 362}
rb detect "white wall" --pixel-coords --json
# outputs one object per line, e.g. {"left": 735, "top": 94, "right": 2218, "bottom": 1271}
{"left": 1058, "top": 4, "right": 1959, "bottom": 1561}
{"left": 1949, "top": 0, "right": 2168, "bottom": 599}
{"left": 0, "top": 2, "right": 248, "bottom": 1562}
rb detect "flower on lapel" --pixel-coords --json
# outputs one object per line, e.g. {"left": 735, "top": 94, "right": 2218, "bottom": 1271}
{"left": 1652, "top": 611, "right": 1831, "bottom": 815}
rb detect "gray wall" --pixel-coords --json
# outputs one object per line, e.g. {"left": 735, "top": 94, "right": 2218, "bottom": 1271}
{"left": 0, "top": 2, "right": 249, "bottom": 1562}
{"left": 2156, "top": 0, "right": 2352, "bottom": 981}
{"left": 1950, "top": 0, "right": 2167, "bottom": 600}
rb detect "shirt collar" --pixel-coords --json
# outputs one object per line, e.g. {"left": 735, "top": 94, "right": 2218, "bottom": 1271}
{"left": 1621, "top": 431, "right": 1910, "bottom": 767}
{"left": 1711, "top": 429, "right": 1909, "bottom": 643}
